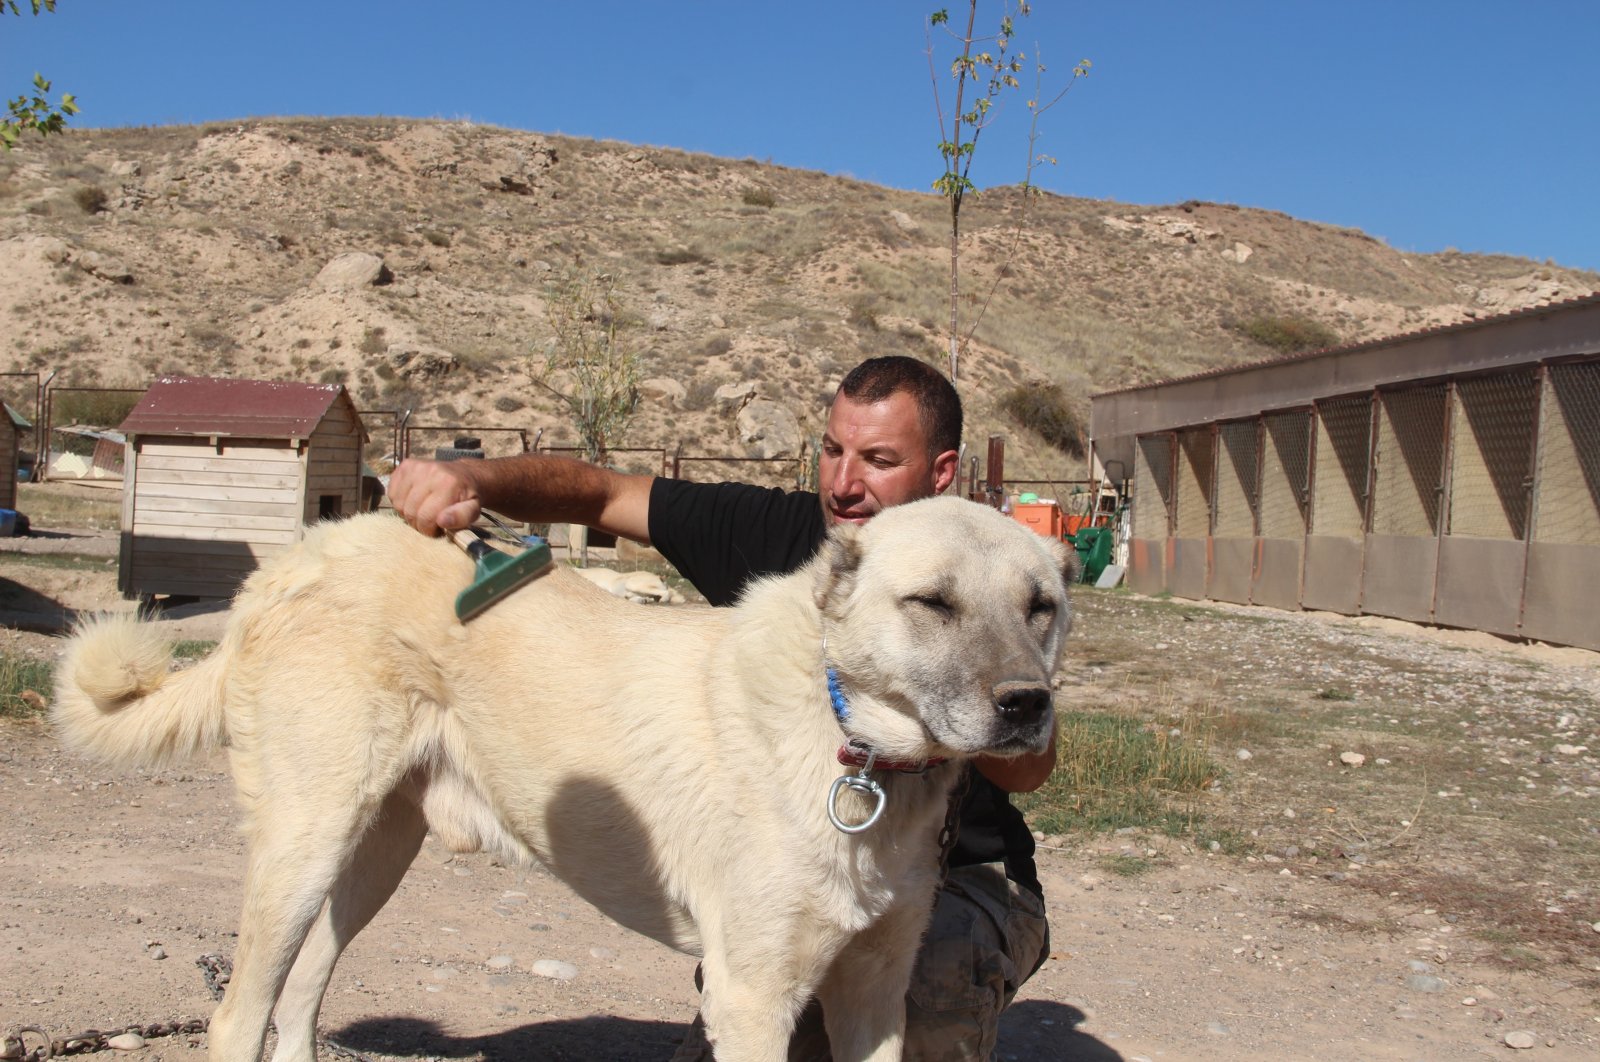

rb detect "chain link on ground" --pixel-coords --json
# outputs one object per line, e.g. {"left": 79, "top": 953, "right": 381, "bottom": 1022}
{"left": 4, "top": 953, "right": 372, "bottom": 1062}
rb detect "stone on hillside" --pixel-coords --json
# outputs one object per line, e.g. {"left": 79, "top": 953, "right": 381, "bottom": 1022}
{"left": 737, "top": 399, "right": 803, "bottom": 460}
{"left": 317, "top": 252, "right": 392, "bottom": 292}
{"left": 387, "top": 345, "right": 458, "bottom": 378}
{"left": 77, "top": 250, "right": 134, "bottom": 284}
{"left": 1339, "top": 751, "right": 1366, "bottom": 767}
{"left": 12, "top": 234, "right": 72, "bottom": 264}
{"left": 714, "top": 380, "right": 757, "bottom": 412}
{"left": 640, "top": 377, "right": 686, "bottom": 408}
{"left": 889, "top": 210, "right": 920, "bottom": 233}
{"left": 1221, "top": 242, "right": 1254, "bottom": 264}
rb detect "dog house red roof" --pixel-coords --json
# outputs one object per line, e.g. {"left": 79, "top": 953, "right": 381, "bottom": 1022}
{"left": 120, "top": 375, "right": 357, "bottom": 440}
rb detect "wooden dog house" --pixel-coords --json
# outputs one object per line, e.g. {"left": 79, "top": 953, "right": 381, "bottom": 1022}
{"left": 1, "top": 403, "right": 27, "bottom": 512}
{"left": 118, "top": 376, "right": 367, "bottom": 600}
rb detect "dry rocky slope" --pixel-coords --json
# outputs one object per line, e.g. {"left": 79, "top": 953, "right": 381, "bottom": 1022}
{"left": 1, "top": 116, "right": 1598, "bottom": 477}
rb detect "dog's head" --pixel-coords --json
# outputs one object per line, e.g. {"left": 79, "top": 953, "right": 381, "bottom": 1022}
{"left": 813, "top": 496, "right": 1074, "bottom": 760}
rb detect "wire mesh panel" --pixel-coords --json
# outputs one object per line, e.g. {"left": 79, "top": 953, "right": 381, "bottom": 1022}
{"left": 1174, "top": 428, "right": 1214, "bottom": 539}
{"left": 1372, "top": 385, "right": 1448, "bottom": 538}
{"left": 1260, "top": 411, "right": 1311, "bottom": 539}
{"left": 1534, "top": 361, "right": 1600, "bottom": 546}
{"left": 1449, "top": 371, "right": 1539, "bottom": 540}
{"left": 1213, "top": 420, "right": 1259, "bottom": 538}
{"left": 1311, "top": 397, "right": 1371, "bottom": 537}
{"left": 1133, "top": 433, "right": 1174, "bottom": 540}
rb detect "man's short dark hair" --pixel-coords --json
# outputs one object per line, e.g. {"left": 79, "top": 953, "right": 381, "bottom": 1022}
{"left": 836, "top": 356, "right": 963, "bottom": 457}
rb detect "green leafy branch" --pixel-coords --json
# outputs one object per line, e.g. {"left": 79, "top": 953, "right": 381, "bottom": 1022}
{"left": 927, "top": 2, "right": 1087, "bottom": 382}
{"left": 3, "top": 1, "right": 78, "bottom": 150}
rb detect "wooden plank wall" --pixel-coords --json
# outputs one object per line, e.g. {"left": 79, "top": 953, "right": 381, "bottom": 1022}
{"left": 0, "top": 422, "right": 16, "bottom": 511}
{"left": 305, "top": 402, "right": 362, "bottom": 523}
{"left": 126, "top": 437, "right": 302, "bottom": 598}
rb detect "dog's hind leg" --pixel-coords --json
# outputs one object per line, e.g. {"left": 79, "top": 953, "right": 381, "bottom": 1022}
{"left": 267, "top": 790, "right": 427, "bottom": 1062}
{"left": 206, "top": 797, "right": 392, "bottom": 1062}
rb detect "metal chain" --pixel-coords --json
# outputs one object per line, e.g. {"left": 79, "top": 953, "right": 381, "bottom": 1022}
{"left": 2, "top": 953, "right": 371, "bottom": 1062}
{"left": 2, "top": 1020, "right": 208, "bottom": 1061}
{"left": 936, "top": 763, "right": 973, "bottom": 882}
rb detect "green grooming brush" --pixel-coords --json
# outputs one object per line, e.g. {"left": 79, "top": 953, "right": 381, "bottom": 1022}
{"left": 449, "top": 526, "right": 553, "bottom": 622}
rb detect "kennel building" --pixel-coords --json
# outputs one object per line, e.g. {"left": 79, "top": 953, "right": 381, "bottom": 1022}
{"left": 1088, "top": 292, "right": 1600, "bottom": 651}
{"left": 118, "top": 375, "right": 366, "bottom": 600}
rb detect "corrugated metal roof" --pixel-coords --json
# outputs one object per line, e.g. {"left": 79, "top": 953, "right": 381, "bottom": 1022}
{"left": 120, "top": 375, "right": 356, "bottom": 439}
{"left": 1092, "top": 289, "right": 1600, "bottom": 399}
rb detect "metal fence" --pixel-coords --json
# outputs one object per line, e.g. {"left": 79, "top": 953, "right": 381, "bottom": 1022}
{"left": 1127, "top": 355, "right": 1600, "bottom": 650}
{"left": 1535, "top": 361, "right": 1600, "bottom": 546}
{"left": 1259, "top": 411, "right": 1310, "bottom": 540}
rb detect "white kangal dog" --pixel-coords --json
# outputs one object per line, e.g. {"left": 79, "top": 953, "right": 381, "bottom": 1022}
{"left": 53, "top": 496, "right": 1072, "bottom": 1062}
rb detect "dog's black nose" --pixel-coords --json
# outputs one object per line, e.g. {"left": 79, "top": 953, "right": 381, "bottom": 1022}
{"left": 993, "top": 682, "right": 1052, "bottom": 723}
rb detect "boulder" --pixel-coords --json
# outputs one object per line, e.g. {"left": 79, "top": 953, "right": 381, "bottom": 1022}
{"left": 317, "top": 252, "right": 392, "bottom": 292}
{"left": 639, "top": 377, "right": 687, "bottom": 409}
{"left": 713, "top": 380, "right": 757, "bottom": 413}
{"left": 386, "top": 344, "right": 458, "bottom": 378}
{"left": 737, "top": 399, "right": 803, "bottom": 459}
{"left": 76, "top": 250, "right": 134, "bottom": 284}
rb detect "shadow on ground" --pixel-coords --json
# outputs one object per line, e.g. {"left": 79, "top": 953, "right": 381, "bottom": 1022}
{"left": 330, "top": 1000, "right": 1121, "bottom": 1060}
{"left": 331, "top": 1015, "right": 688, "bottom": 1061}
{"left": 999, "top": 1000, "right": 1122, "bottom": 1061}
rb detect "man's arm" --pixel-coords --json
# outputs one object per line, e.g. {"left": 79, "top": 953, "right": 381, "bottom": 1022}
{"left": 387, "top": 453, "right": 654, "bottom": 542}
{"left": 973, "top": 730, "right": 1058, "bottom": 793}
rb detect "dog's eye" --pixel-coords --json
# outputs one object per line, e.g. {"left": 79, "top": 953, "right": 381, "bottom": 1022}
{"left": 907, "top": 593, "right": 954, "bottom": 618}
{"left": 1028, "top": 597, "right": 1056, "bottom": 622}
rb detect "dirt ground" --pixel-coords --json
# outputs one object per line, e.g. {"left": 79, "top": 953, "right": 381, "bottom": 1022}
{"left": 3, "top": 527, "right": 1600, "bottom": 1061}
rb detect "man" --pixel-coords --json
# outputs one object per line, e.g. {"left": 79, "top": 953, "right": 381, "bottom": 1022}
{"left": 389, "top": 355, "right": 1055, "bottom": 1060}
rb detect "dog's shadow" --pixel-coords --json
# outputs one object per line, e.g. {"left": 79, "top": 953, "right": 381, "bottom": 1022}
{"left": 329, "top": 1001, "right": 1121, "bottom": 1061}
{"left": 329, "top": 1014, "right": 683, "bottom": 1060}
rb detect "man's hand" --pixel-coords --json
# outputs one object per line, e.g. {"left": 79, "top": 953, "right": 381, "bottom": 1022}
{"left": 388, "top": 458, "right": 482, "bottom": 536}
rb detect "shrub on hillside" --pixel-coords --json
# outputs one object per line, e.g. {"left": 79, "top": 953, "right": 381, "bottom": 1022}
{"left": 1233, "top": 314, "right": 1340, "bottom": 355}
{"left": 72, "top": 185, "right": 107, "bottom": 214}
{"left": 999, "top": 383, "right": 1085, "bottom": 459}
{"left": 741, "top": 187, "right": 776, "bottom": 209}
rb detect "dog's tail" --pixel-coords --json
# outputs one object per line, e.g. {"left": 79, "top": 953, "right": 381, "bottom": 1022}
{"left": 52, "top": 613, "right": 231, "bottom": 766}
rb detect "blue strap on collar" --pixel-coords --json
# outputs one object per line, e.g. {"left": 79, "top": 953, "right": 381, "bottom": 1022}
{"left": 826, "top": 667, "right": 850, "bottom": 722}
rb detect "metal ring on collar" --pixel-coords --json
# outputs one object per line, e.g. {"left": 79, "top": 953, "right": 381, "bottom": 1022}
{"left": 827, "top": 773, "right": 887, "bottom": 834}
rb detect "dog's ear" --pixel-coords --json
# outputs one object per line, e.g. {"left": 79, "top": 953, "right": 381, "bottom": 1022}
{"left": 813, "top": 523, "right": 864, "bottom": 613}
{"left": 1050, "top": 535, "right": 1083, "bottom": 587}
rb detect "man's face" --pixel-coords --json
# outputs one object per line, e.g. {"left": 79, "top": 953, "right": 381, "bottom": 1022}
{"left": 819, "top": 391, "right": 955, "bottom": 526}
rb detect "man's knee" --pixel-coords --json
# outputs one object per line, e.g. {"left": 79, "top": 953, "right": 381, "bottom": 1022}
{"left": 902, "top": 865, "right": 1049, "bottom": 1059}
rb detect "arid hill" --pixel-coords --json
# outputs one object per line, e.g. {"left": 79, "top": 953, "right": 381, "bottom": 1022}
{"left": 2, "top": 117, "right": 1596, "bottom": 479}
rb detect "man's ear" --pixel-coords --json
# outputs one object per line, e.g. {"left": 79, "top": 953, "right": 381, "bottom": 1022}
{"left": 931, "top": 449, "right": 959, "bottom": 496}
{"left": 813, "top": 523, "right": 864, "bottom": 613}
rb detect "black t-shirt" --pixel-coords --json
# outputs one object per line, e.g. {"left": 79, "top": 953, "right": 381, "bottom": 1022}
{"left": 647, "top": 477, "right": 1042, "bottom": 898}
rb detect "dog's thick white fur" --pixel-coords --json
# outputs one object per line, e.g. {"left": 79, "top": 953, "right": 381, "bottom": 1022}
{"left": 53, "top": 496, "right": 1072, "bottom": 1062}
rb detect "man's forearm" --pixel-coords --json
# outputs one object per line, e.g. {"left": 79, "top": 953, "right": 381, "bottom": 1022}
{"left": 466, "top": 454, "right": 655, "bottom": 543}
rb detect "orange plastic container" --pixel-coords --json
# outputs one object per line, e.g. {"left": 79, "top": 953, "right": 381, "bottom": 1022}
{"left": 1011, "top": 502, "right": 1062, "bottom": 539}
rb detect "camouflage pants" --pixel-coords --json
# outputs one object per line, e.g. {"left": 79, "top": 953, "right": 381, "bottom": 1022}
{"left": 669, "top": 864, "right": 1049, "bottom": 1061}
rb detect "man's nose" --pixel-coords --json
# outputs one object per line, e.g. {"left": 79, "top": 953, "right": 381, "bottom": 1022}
{"left": 829, "top": 456, "right": 863, "bottom": 496}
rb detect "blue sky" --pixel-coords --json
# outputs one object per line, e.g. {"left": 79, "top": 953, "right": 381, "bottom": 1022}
{"left": 8, "top": 1, "right": 1599, "bottom": 272}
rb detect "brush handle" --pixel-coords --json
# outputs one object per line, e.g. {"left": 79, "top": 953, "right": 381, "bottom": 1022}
{"left": 448, "top": 528, "right": 495, "bottom": 562}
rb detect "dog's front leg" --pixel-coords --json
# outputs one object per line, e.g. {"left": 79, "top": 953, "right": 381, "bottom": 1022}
{"left": 813, "top": 897, "right": 933, "bottom": 1062}
{"left": 696, "top": 947, "right": 810, "bottom": 1062}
